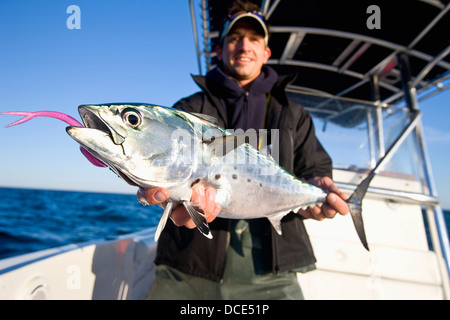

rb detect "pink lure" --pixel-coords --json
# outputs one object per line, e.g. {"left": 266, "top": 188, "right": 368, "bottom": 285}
{"left": 1, "top": 110, "right": 107, "bottom": 167}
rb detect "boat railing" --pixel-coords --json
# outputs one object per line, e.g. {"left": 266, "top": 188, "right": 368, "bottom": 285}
{"left": 286, "top": 88, "right": 450, "bottom": 295}
{"left": 188, "top": 0, "right": 450, "bottom": 296}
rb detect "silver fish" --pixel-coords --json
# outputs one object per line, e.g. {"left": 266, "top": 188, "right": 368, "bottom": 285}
{"left": 64, "top": 103, "right": 369, "bottom": 250}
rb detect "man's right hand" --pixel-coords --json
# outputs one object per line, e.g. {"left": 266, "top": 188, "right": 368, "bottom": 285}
{"left": 137, "top": 185, "right": 221, "bottom": 229}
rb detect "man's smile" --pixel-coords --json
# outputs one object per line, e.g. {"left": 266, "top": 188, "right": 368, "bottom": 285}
{"left": 236, "top": 56, "right": 252, "bottom": 62}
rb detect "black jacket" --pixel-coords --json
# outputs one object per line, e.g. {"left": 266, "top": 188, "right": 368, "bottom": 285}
{"left": 154, "top": 69, "right": 332, "bottom": 282}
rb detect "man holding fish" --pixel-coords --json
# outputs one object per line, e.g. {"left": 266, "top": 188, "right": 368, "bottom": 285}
{"left": 140, "top": 0, "right": 349, "bottom": 300}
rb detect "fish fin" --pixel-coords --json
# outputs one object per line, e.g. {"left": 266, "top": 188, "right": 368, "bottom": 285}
{"left": 267, "top": 212, "right": 290, "bottom": 235}
{"left": 182, "top": 201, "right": 213, "bottom": 239}
{"left": 258, "top": 144, "right": 272, "bottom": 155}
{"left": 154, "top": 200, "right": 174, "bottom": 242}
{"left": 293, "top": 206, "right": 306, "bottom": 213}
{"left": 192, "top": 113, "right": 218, "bottom": 124}
{"left": 346, "top": 173, "right": 373, "bottom": 251}
{"left": 203, "top": 131, "right": 267, "bottom": 157}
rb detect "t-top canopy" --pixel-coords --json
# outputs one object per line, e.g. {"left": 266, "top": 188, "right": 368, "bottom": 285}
{"left": 191, "top": 0, "right": 449, "bottom": 111}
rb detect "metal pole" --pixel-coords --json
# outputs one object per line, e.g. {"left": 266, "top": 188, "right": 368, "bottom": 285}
{"left": 201, "top": 0, "right": 210, "bottom": 71}
{"left": 366, "top": 109, "right": 376, "bottom": 168}
{"left": 189, "top": 0, "right": 203, "bottom": 74}
{"left": 399, "top": 53, "right": 450, "bottom": 297}
{"left": 370, "top": 74, "right": 386, "bottom": 160}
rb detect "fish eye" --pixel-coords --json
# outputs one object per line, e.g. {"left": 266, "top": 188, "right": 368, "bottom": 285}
{"left": 121, "top": 108, "right": 142, "bottom": 128}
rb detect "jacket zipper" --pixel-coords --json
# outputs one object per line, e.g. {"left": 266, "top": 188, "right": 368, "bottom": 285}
{"left": 244, "top": 91, "right": 249, "bottom": 128}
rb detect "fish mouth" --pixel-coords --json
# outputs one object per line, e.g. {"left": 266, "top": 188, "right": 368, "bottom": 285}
{"left": 79, "top": 106, "right": 109, "bottom": 131}
{"left": 78, "top": 105, "right": 126, "bottom": 145}
{"left": 67, "top": 105, "right": 139, "bottom": 187}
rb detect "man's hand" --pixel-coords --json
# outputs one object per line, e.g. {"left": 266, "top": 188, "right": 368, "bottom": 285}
{"left": 137, "top": 185, "right": 221, "bottom": 229}
{"left": 297, "top": 176, "right": 349, "bottom": 221}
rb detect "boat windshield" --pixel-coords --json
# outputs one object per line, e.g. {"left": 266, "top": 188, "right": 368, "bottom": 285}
{"left": 287, "top": 90, "right": 423, "bottom": 190}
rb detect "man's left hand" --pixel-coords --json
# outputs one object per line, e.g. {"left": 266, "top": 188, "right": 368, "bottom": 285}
{"left": 297, "top": 176, "right": 349, "bottom": 221}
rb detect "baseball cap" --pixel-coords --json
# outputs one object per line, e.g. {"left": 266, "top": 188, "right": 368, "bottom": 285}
{"left": 219, "top": 11, "right": 269, "bottom": 46}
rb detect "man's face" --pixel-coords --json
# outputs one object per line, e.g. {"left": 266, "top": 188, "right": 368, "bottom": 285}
{"left": 216, "top": 20, "right": 271, "bottom": 87}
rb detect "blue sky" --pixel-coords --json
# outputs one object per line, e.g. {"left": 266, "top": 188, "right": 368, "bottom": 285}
{"left": 0, "top": 0, "right": 449, "bottom": 209}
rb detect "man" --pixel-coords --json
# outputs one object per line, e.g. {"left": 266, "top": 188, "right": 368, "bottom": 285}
{"left": 139, "top": 1, "right": 349, "bottom": 299}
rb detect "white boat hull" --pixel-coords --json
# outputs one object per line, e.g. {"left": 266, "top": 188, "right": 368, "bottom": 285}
{"left": 0, "top": 229, "right": 156, "bottom": 300}
{"left": 0, "top": 169, "right": 449, "bottom": 300}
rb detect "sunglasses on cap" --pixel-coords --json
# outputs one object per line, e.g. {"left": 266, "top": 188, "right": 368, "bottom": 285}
{"left": 220, "top": 10, "right": 269, "bottom": 46}
{"left": 227, "top": 10, "right": 266, "bottom": 23}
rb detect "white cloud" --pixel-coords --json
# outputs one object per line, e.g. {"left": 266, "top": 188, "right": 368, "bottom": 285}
{"left": 423, "top": 126, "right": 450, "bottom": 143}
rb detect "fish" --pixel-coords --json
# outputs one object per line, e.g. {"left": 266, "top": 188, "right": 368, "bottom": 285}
{"left": 2, "top": 104, "right": 370, "bottom": 250}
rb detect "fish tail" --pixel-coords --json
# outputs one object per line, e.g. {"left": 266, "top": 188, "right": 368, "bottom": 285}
{"left": 346, "top": 172, "right": 374, "bottom": 251}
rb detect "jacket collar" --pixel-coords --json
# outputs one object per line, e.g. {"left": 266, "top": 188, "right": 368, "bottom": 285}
{"left": 191, "top": 67, "right": 297, "bottom": 102}
{"left": 191, "top": 67, "right": 298, "bottom": 126}
{"left": 191, "top": 73, "right": 229, "bottom": 125}
{"left": 192, "top": 67, "right": 296, "bottom": 89}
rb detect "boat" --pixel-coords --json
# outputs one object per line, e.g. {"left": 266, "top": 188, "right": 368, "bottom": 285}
{"left": 1, "top": 0, "right": 449, "bottom": 299}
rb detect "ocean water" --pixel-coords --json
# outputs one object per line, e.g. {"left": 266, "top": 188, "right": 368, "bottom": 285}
{"left": 0, "top": 187, "right": 162, "bottom": 260}
{"left": 1, "top": 187, "right": 450, "bottom": 261}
